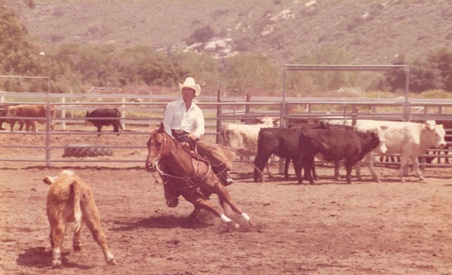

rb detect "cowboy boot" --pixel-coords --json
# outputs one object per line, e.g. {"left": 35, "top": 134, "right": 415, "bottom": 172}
{"left": 217, "top": 170, "right": 234, "bottom": 186}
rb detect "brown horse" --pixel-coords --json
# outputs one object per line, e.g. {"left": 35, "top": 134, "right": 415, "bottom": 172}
{"left": 145, "top": 123, "right": 253, "bottom": 229}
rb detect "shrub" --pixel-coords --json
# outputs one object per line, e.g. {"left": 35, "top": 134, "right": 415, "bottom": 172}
{"left": 185, "top": 25, "right": 215, "bottom": 45}
{"left": 420, "top": 89, "right": 452, "bottom": 99}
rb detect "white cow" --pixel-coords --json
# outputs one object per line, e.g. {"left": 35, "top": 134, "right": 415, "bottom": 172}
{"left": 221, "top": 116, "right": 280, "bottom": 176}
{"left": 354, "top": 120, "right": 446, "bottom": 182}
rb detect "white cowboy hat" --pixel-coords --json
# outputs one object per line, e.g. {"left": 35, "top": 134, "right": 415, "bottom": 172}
{"left": 179, "top": 77, "right": 201, "bottom": 96}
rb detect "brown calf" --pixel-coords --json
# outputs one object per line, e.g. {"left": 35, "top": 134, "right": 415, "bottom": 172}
{"left": 6, "top": 104, "right": 56, "bottom": 132}
{"left": 43, "top": 170, "right": 116, "bottom": 267}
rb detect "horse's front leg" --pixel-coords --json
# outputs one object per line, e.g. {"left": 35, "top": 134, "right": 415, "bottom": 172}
{"left": 218, "top": 196, "right": 231, "bottom": 217}
{"left": 190, "top": 195, "right": 240, "bottom": 229}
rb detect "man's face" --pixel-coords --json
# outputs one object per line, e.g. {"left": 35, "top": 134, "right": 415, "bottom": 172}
{"left": 182, "top": 87, "right": 196, "bottom": 102}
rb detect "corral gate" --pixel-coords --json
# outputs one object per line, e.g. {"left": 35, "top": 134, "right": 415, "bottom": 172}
{"left": 282, "top": 64, "right": 410, "bottom": 125}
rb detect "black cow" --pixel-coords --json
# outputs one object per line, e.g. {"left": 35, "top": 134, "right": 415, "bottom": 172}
{"left": 284, "top": 123, "right": 356, "bottom": 180}
{"left": 85, "top": 108, "right": 123, "bottom": 136}
{"left": 299, "top": 127, "right": 380, "bottom": 184}
{"left": 253, "top": 123, "right": 337, "bottom": 183}
{"left": 254, "top": 127, "right": 305, "bottom": 183}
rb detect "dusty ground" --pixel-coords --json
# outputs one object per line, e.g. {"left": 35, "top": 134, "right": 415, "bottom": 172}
{"left": 1, "top": 125, "right": 452, "bottom": 275}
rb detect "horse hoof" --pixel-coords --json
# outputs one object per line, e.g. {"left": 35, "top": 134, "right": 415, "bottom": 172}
{"left": 248, "top": 220, "right": 256, "bottom": 227}
{"left": 228, "top": 222, "right": 240, "bottom": 230}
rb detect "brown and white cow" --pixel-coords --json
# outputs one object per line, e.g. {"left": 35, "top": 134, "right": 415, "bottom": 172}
{"left": 5, "top": 104, "right": 56, "bottom": 132}
{"left": 43, "top": 170, "right": 116, "bottom": 268}
{"left": 221, "top": 116, "right": 279, "bottom": 177}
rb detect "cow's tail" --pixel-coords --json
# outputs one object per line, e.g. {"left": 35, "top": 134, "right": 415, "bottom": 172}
{"left": 70, "top": 181, "right": 83, "bottom": 232}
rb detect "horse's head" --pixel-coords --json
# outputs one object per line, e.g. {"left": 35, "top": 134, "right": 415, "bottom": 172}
{"left": 145, "top": 122, "right": 167, "bottom": 172}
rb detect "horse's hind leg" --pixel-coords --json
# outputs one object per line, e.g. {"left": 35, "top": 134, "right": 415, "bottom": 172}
{"left": 188, "top": 206, "right": 201, "bottom": 219}
{"left": 196, "top": 198, "right": 239, "bottom": 229}
{"left": 214, "top": 184, "right": 254, "bottom": 227}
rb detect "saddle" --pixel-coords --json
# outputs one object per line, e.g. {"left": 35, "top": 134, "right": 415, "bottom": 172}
{"left": 187, "top": 150, "right": 210, "bottom": 165}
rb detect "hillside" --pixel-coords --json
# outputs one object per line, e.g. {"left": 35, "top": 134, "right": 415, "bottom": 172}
{"left": 7, "top": 0, "right": 452, "bottom": 66}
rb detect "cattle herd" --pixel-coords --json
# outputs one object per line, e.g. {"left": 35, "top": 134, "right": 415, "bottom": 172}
{"left": 0, "top": 104, "right": 121, "bottom": 134}
{"left": 0, "top": 104, "right": 450, "bottom": 268}
{"left": 221, "top": 116, "right": 447, "bottom": 184}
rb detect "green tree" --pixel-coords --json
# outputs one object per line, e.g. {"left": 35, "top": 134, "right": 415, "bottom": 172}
{"left": 118, "top": 45, "right": 189, "bottom": 86}
{"left": 170, "top": 51, "right": 220, "bottom": 88}
{"left": 221, "top": 53, "right": 279, "bottom": 95}
{"left": 300, "top": 46, "right": 355, "bottom": 92}
{"left": 0, "top": 3, "right": 43, "bottom": 77}
{"left": 426, "top": 47, "right": 452, "bottom": 92}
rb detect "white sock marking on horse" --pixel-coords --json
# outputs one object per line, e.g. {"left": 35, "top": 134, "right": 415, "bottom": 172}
{"left": 53, "top": 247, "right": 61, "bottom": 259}
{"left": 220, "top": 214, "right": 232, "bottom": 223}
{"left": 241, "top": 212, "right": 251, "bottom": 222}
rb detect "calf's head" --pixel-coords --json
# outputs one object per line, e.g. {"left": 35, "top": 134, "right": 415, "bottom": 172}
{"left": 370, "top": 128, "right": 388, "bottom": 154}
{"left": 367, "top": 132, "right": 381, "bottom": 151}
{"left": 84, "top": 111, "right": 93, "bottom": 125}
{"left": 425, "top": 123, "right": 447, "bottom": 148}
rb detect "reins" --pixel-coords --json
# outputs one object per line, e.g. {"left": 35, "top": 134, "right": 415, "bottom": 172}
{"left": 152, "top": 134, "right": 212, "bottom": 189}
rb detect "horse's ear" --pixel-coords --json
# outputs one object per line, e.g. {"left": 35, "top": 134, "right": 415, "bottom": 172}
{"left": 158, "top": 122, "right": 165, "bottom": 133}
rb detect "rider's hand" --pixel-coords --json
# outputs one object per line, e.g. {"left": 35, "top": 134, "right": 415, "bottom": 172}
{"left": 188, "top": 133, "right": 198, "bottom": 141}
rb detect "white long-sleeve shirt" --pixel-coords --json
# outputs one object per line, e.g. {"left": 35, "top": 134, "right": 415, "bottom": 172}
{"left": 162, "top": 98, "right": 205, "bottom": 139}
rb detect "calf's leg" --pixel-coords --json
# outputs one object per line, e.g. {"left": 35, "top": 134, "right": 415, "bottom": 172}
{"left": 48, "top": 211, "right": 65, "bottom": 267}
{"left": 82, "top": 208, "right": 116, "bottom": 265}
{"left": 73, "top": 225, "right": 82, "bottom": 252}
{"left": 345, "top": 162, "right": 354, "bottom": 184}
{"left": 254, "top": 152, "right": 272, "bottom": 182}
{"left": 410, "top": 156, "right": 424, "bottom": 181}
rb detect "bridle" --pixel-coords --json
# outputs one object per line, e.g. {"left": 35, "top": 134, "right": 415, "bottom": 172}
{"left": 150, "top": 133, "right": 212, "bottom": 189}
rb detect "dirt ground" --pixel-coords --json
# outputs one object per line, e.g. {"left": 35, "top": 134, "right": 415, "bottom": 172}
{"left": 1, "top": 125, "right": 452, "bottom": 275}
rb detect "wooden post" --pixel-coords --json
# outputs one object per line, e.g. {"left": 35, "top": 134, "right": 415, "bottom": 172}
{"left": 149, "top": 89, "right": 153, "bottom": 127}
{"left": 245, "top": 93, "right": 250, "bottom": 114}
{"left": 70, "top": 89, "right": 73, "bottom": 119}
{"left": 216, "top": 89, "right": 222, "bottom": 144}
{"left": 122, "top": 97, "right": 126, "bottom": 130}
{"left": 61, "top": 97, "right": 66, "bottom": 130}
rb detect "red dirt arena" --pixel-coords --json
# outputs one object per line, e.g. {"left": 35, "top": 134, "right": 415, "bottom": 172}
{"left": 1, "top": 126, "right": 452, "bottom": 274}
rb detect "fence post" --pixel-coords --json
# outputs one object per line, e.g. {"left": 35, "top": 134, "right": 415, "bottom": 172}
{"left": 216, "top": 89, "right": 222, "bottom": 144}
{"left": 70, "top": 89, "right": 73, "bottom": 119}
{"left": 46, "top": 77, "right": 51, "bottom": 167}
{"left": 61, "top": 97, "right": 66, "bottom": 130}
{"left": 149, "top": 89, "right": 153, "bottom": 127}
{"left": 122, "top": 97, "right": 126, "bottom": 130}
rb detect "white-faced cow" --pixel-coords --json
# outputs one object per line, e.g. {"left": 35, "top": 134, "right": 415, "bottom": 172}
{"left": 85, "top": 108, "right": 123, "bottom": 136}
{"left": 221, "top": 116, "right": 279, "bottom": 176}
{"left": 43, "top": 170, "right": 116, "bottom": 268}
{"left": 5, "top": 104, "right": 56, "bottom": 132}
{"left": 353, "top": 120, "right": 446, "bottom": 182}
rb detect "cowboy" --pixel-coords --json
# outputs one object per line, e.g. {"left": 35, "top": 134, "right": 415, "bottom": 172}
{"left": 163, "top": 77, "right": 235, "bottom": 186}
